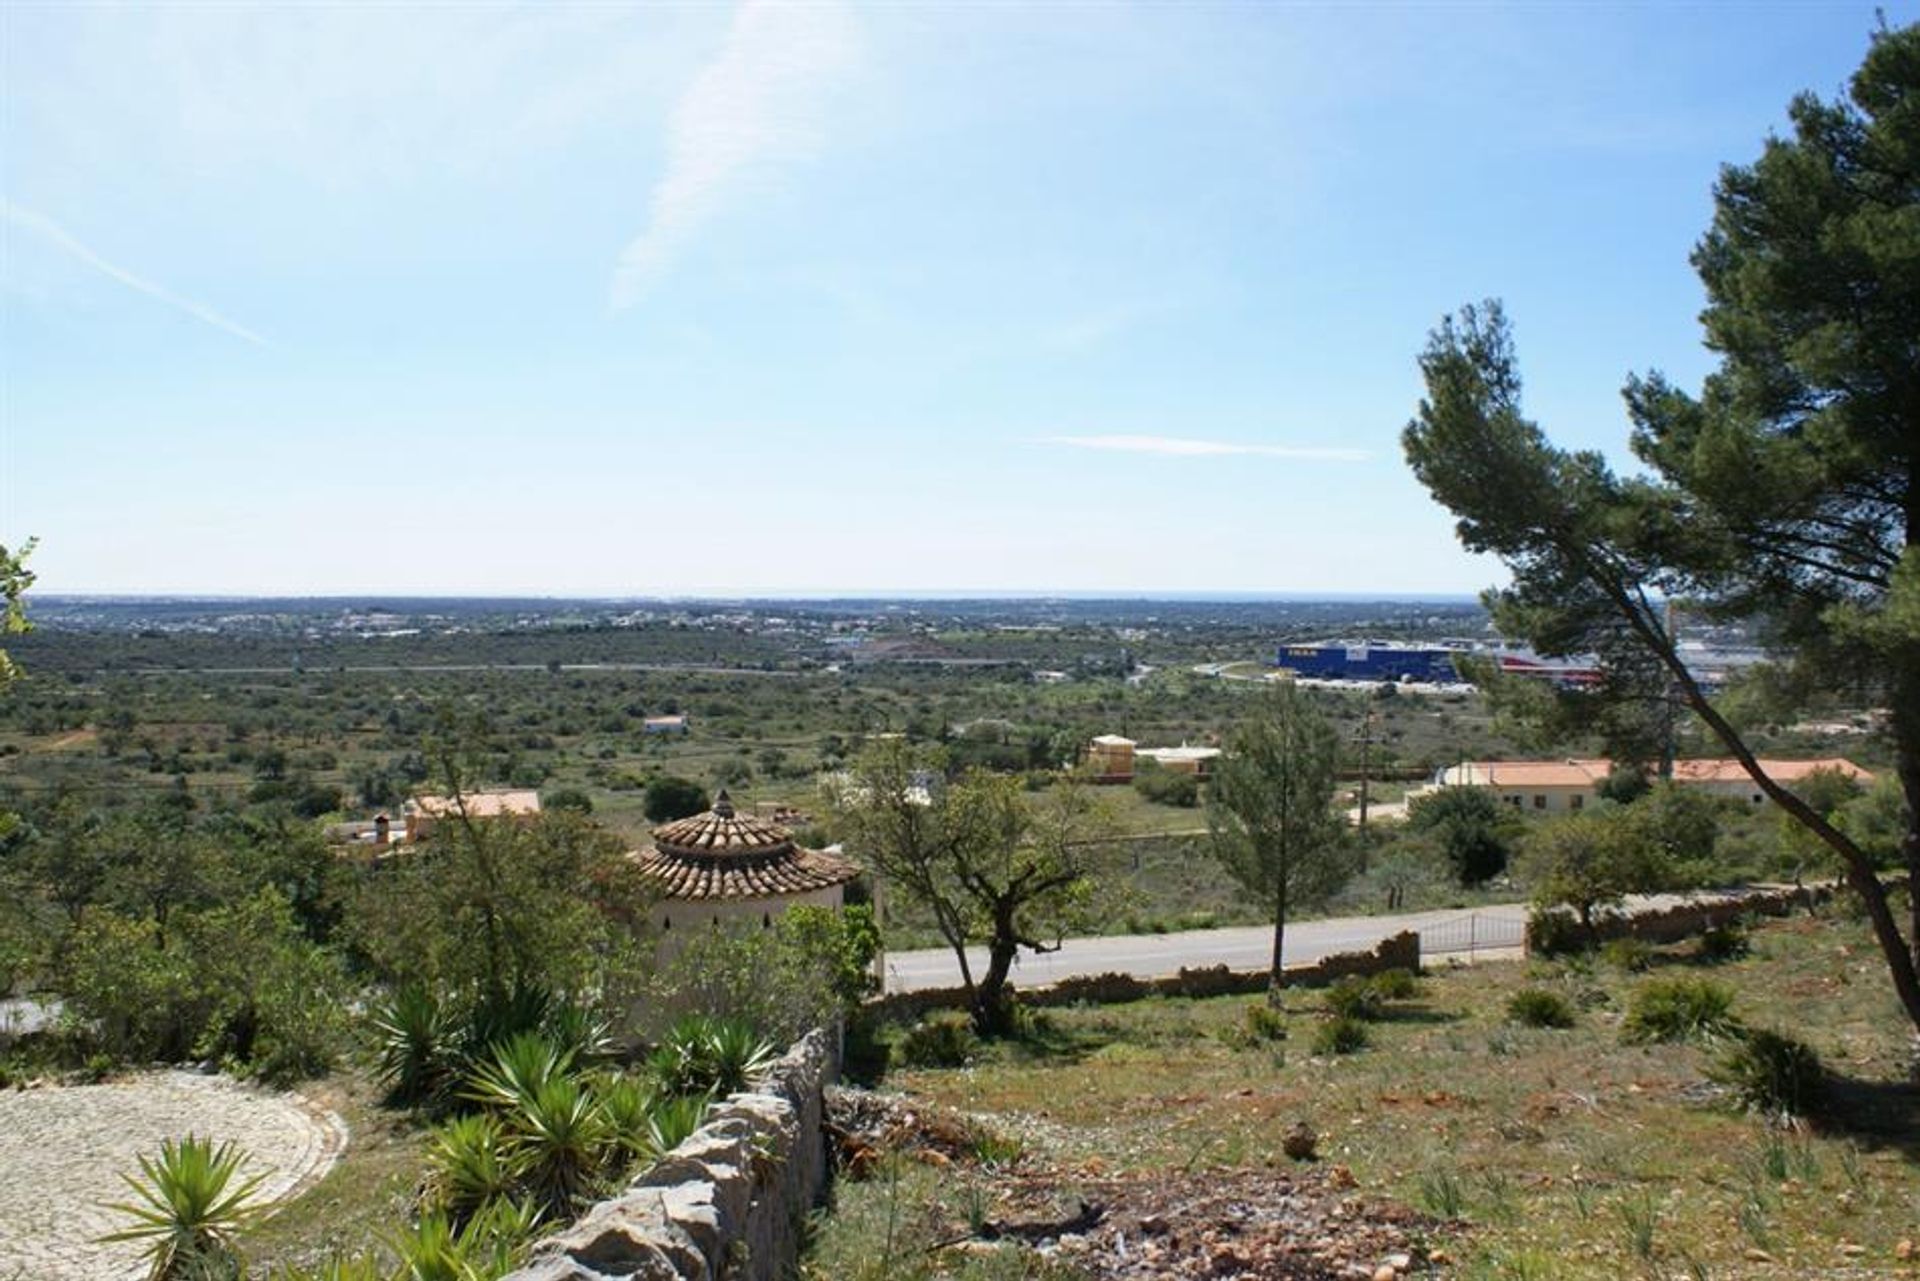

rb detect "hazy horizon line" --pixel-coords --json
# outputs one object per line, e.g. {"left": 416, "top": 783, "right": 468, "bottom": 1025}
{"left": 29, "top": 589, "right": 1488, "bottom": 605}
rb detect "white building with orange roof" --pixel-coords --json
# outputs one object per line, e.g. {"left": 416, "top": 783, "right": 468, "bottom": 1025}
{"left": 1420, "top": 756, "right": 1873, "bottom": 814}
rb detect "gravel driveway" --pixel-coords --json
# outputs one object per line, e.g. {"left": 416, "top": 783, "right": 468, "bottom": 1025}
{"left": 0, "top": 1071, "right": 347, "bottom": 1281}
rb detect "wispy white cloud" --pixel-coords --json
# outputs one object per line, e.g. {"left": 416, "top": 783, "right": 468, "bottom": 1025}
{"left": 2, "top": 198, "right": 267, "bottom": 346}
{"left": 1040, "top": 434, "right": 1370, "bottom": 462}
{"left": 610, "top": 0, "right": 859, "bottom": 308}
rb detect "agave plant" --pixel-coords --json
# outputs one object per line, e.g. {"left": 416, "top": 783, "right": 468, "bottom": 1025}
{"left": 506, "top": 1074, "right": 613, "bottom": 1215}
{"left": 645, "top": 1093, "right": 712, "bottom": 1156}
{"left": 463, "top": 1032, "right": 574, "bottom": 1113}
{"left": 387, "top": 1198, "right": 539, "bottom": 1281}
{"left": 426, "top": 1113, "right": 519, "bottom": 1226}
{"left": 103, "top": 1135, "right": 267, "bottom": 1281}
{"left": 543, "top": 1000, "right": 616, "bottom": 1068}
{"left": 648, "top": 1015, "right": 776, "bottom": 1097}
{"left": 371, "top": 983, "right": 457, "bottom": 1108}
{"left": 455, "top": 984, "right": 553, "bottom": 1074}
{"left": 592, "top": 1074, "right": 660, "bottom": 1166}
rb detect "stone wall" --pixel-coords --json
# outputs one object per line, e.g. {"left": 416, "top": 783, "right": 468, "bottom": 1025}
{"left": 1526, "top": 884, "right": 1829, "bottom": 953}
{"left": 872, "top": 931, "right": 1421, "bottom": 1021}
{"left": 504, "top": 1027, "right": 835, "bottom": 1281}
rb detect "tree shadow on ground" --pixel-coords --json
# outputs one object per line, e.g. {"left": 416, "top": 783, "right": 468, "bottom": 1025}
{"left": 1819, "top": 1072, "right": 1920, "bottom": 1164}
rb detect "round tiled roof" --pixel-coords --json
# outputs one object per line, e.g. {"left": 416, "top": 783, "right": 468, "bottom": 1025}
{"left": 650, "top": 790, "right": 795, "bottom": 859}
{"left": 633, "top": 791, "right": 859, "bottom": 902}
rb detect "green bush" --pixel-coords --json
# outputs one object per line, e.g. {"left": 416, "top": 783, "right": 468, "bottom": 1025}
{"left": 1526, "top": 908, "right": 1588, "bottom": 957}
{"left": 1698, "top": 921, "right": 1751, "bottom": 963}
{"left": 1243, "top": 1003, "right": 1289, "bottom": 1042}
{"left": 896, "top": 1012, "right": 977, "bottom": 1068}
{"left": 1713, "top": 1029, "right": 1825, "bottom": 1117}
{"left": 1602, "top": 937, "right": 1655, "bottom": 973}
{"left": 1312, "top": 1015, "right": 1370, "bottom": 1055}
{"left": 1623, "top": 977, "right": 1738, "bottom": 1043}
{"left": 1132, "top": 763, "right": 1198, "bottom": 808}
{"left": 1506, "top": 988, "right": 1576, "bottom": 1029}
{"left": 1323, "top": 975, "right": 1385, "bottom": 1022}
{"left": 1369, "top": 968, "right": 1420, "bottom": 1001}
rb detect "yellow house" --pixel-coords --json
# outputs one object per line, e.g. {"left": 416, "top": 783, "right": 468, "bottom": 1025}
{"left": 1084, "top": 734, "right": 1136, "bottom": 783}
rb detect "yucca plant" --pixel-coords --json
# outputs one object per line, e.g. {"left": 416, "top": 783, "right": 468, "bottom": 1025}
{"left": 389, "top": 1198, "right": 539, "bottom": 1281}
{"left": 593, "top": 1075, "right": 661, "bottom": 1166}
{"left": 648, "top": 1015, "right": 776, "bottom": 1097}
{"left": 463, "top": 1033, "right": 574, "bottom": 1114}
{"left": 455, "top": 985, "right": 553, "bottom": 1074}
{"left": 426, "top": 1113, "right": 519, "bottom": 1226}
{"left": 103, "top": 1135, "right": 267, "bottom": 1281}
{"left": 645, "top": 1093, "right": 712, "bottom": 1155}
{"left": 543, "top": 1000, "right": 615, "bottom": 1069}
{"left": 507, "top": 1074, "right": 614, "bottom": 1215}
{"left": 371, "top": 983, "right": 457, "bottom": 1108}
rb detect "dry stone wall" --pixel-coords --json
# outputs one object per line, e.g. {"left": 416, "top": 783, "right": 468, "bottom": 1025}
{"left": 872, "top": 931, "right": 1422, "bottom": 1021}
{"left": 504, "top": 1028, "right": 833, "bottom": 1281}
{"left": 1525, "top": 884, "right": 1829, "bottom": 953}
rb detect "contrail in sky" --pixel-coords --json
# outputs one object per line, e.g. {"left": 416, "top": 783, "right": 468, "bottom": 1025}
{"left": 2, "top": 198, "right": 268, "bottom": 346}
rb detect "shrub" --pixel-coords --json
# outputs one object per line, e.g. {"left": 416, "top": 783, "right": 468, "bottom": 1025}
{"left": 1323, "top": 976, "right": 1385, "bottom": 1022}
{"left": 1623, "top": 977, "right": 1738, "bottom": 1043}
{"left": 1312, "top": 1015, "right": 1370, "bottom": 1055}
{"left": 896, "top": 1012, "right": 977, "bottom": 1068}
{"left": 1243, "top": 1003, "right": 1289, "bottom": 1042}
{"left": 1602, "top": 937, "right": 1655, "bottom": 973}
{"left": 1526, "top": 908, "right": 1587, "bottom": 958}
{"left": 1133, "top": 763, "right": 1198, "bottom": 808}
{"left": 1369, "top": 968, "right": 1421, "bottom": 1001}
{"left": 1713, "top": 1029, "right": 1825, "bottom": 1117}
{"left": 1699, "top": 921, "right": 1751, "bottom": 963}
{"left": 1506, "top": 988, "right": 1576, "bottom": 1029}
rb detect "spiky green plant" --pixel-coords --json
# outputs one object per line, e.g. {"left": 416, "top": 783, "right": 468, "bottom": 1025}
{"left": 648, "top": 1015, "right": 775, "bottom": 1097}
{"left": 645, "top": 1092, "right": 712, "bottom": 1156}
{"left": 542, "top": 1000, "right": 615, "bottom": 1068}
{"left": 102, "top": 1136, "right": 267, "bottom": 1281}
{"left": 463, "top": 1032, "right": 574, "bottom": 1113}
{"left": 426, "top": 1113, "right": 519, "bottom": 1226}
{"left": 592, "top": 1075, "right": 660, "bottom": 1166}
{"left": 506, "top": 1074, "right": 613, "bottom": 1215}
{"left": 371, "top": 983, "right": 457, "bottom": 1107}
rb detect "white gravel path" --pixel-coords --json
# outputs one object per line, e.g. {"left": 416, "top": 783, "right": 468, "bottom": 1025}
{"left": 0, "top": 1071, "right": 347, "bottom": 1281}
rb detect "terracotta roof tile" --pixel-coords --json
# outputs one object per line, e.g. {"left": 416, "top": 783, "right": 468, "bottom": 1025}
{"left": 633, "top": 789, "right": 860, "bottom": 902}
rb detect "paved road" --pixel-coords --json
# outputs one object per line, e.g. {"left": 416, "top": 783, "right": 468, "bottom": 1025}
{"left": 881, "top": 887, "right": 1787, "bottom": 993}
{"left": 882, "top": 903, "right": 1531, "bottom": 993}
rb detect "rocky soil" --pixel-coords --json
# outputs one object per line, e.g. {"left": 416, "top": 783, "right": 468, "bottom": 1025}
{"left": 826, "top": 1087, "right": 1444, "bottom": 1280}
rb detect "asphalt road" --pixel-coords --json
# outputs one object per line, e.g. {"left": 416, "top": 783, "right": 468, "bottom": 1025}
{"left": 881, "top": 903, "right": 1532, "bottom": 993}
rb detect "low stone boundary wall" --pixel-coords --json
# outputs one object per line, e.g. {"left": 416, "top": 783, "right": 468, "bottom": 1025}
{"left": 506, "top": 1027, "right": 835, "bottom": 1281}
{"left": 873, "top": 931, "right": 1421, "bottom": 1021}
{"left": 1526, "top": 884, "right": 1828, "bottom": 953}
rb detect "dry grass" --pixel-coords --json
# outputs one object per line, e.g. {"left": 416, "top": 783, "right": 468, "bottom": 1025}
{"left": 815, "top": 908, "right": 1920, "bottom": 1278}
{"left": 238, "top": 1071, "right": 428, "bottom": 1274}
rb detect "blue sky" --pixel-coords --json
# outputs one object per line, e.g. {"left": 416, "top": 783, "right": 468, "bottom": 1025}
{"left": 1, "top": 3, "right": 1904, "bottom": 597}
